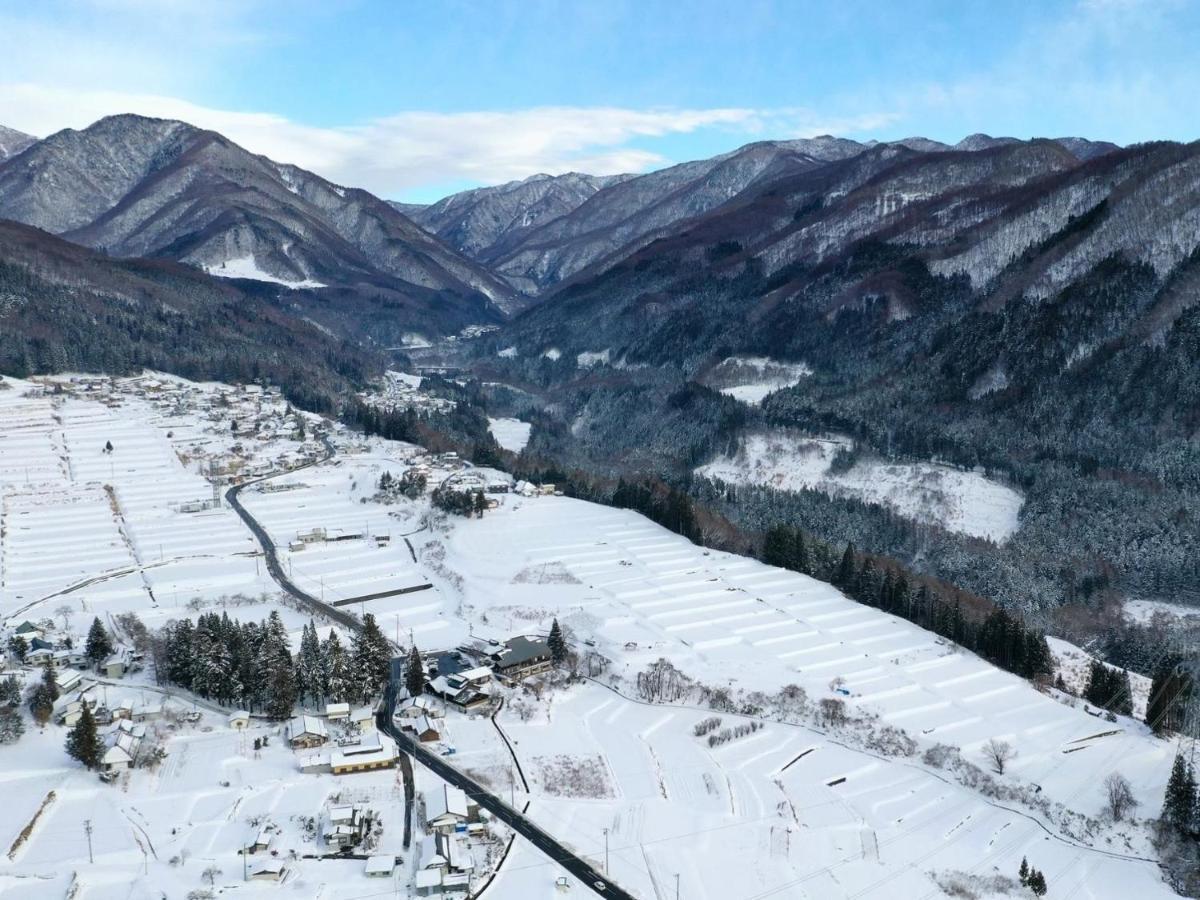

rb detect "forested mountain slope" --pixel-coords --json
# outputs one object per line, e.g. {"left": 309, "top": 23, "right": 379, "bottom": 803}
{"left": 471, "top": 138, "right": 1200, "bottom": 621}
{"left": 0, "top": 220, "right": 376, "bottom": 412}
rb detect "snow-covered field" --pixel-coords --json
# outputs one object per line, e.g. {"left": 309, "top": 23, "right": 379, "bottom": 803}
{"left": 204, "top": 254, "right": 326, "bottom": 289}
{"left": 0, "top": 372, "right": 1180, "bottom": 900}
{"left": 698, "top": 430, "right": 1025, "bottom": 542}
{"left": 488, "top": 417, "right": 532, "bottom": 453}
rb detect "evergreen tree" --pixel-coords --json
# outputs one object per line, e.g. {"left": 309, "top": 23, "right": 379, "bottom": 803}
{"left": 473, "top": 490, "right": 488, "bottom": 518}
{"left": 27, "top": 667, "right": 56, "bottom": 727}
{"left": 1018, "top": 857, "right": 1030, "bottom": 885}
{"left": 351, "top": 614, "right": 391, "bottom": 703}
{"left": 1163, "top": 754, "right": 1197, "bottom": 832}
{"left": 297, "top": 621, "right": 325, "bottom": 707}
{"left": 1146, "top": 659, "right": 1192, "bottom": 734}
{"left": 833, "top": 543, "right": 856, "bottom": 589}
{"left": 548, "top": 619, "right": 567, "bottom": 665}
{"left": 763, "top": 527, "right": 792, "bottom": 569}
{"left": 405, "top": 644, "right": 425, "bottom": 698}
{"left": 65, "top": 704, "right": 103, "bottom": 769}
{"left": 0, "top": 706, "right": 23, "bottom": 744}
{"left": 855, "top": 559, "right": 878, "bottom": 604}
{"left": 1027, "top": 869, "right": 1047, "bottom": 897}
{"left": 260, "top": 612, "right": 297, "bottom": 719}
{"left": 323, "top": 632, "right": 352, "bottom": 703}
{"left": 84, "top": 617, "right": 114, "bottom": 669}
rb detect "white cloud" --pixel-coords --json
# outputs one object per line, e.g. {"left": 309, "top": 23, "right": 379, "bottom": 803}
{"left": 0, "top": 84, "right": 896, "bottom": 197}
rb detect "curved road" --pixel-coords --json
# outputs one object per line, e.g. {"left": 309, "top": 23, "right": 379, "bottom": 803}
{"left": 226, "top": 432, "right": 632, "bottom": 897}
{"left": 378, "top": 680, "right": 634, "bottom": 900}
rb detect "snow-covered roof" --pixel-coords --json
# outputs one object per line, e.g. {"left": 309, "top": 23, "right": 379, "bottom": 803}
{"left": 330, "top": 733, "right": 397, "bottom": 769}
{"left": 364, "top": 855, "right": 395, "bottom": 876}
{"left": 286, "top": 715, "right": 328, "bottom": 742}
{"left": 103, "top": 745, "right": 132, "bottom": 765}
{"left": 426, "top": 784, "right": 470, "bottom": 822}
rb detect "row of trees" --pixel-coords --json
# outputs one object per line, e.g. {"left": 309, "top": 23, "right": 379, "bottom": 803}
{"left": 158, "top": 611, "right": 393, "bottom": 716}
{"left": 1082, "top": 659, "right": 1134, "bottom": 717}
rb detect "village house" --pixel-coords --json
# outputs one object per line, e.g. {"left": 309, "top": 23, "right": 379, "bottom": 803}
{"left": 286, "top": 715, "right": 329, "bottom": 749}
{"left": 330, "top": 732, "right": 399, "bottom": 775}
{"left": 489, "top": 636, "right": 553, "bottom": 680}
{"left": 325, "top": 701, "right": 350, "bottom": 721}
{"left": 425, "top": 784, "right": 479, "bottom": 834}
{"left": 401, "top": 715, "right": 441, "bottom": 743}
{"left": 350, "top": 705, "right": 377, "bottom": 734}
{"left": 247, "top": 860, "right": 285, "bottom": 882}
{"left": 102, "top": 744, "right": 133, "bottom": 774}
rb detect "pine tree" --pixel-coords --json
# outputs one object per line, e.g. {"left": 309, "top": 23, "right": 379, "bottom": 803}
{"left": 297, "top": 621, "right": 325, "bottom": 707}
{"left": 1163, "top": 754, "right": 1197, "bottom": 831}
{"left": 260, "top": 612, "right": 297, "bottom": 719}
{"left": 65, "top": 704, "right": 103, "bottom": 769}
{"left": 323, "top": 632, "right": 352, "bottom": 703}
{"left": 27, "top": 679, "right": 54, "bottom": 727}
{"left": 473, "top": 491, "right": 488, "bottom": 518}
{"left": 833, "top": 543, "right": 856, "bottom": 589}
{"left": 351, "top": 614, "right": 392, "bottom": 703}
{"left": 548, "top": 619, "right": 567, "bottom": 665}
{"left": 41, "top": 662, "right": 60, "bottom": 703}
{"left": 0, "top": 675, "right": 19, "bottom": 708}
{"left": 763, "top": 527, "right": 792, "bottom": 569}
{"left": 85, "top": 617, "right": 114, "bottom": 669}
{"left": 405, "top": 644, "right": 425, "bottom": 698}
{"left": 1027, "top": 869, "right": 1047, "bottom": 897}
{"left": 0, "top": 707, "right": 23, "bottom": 744}
{"left": 1018, "top": 856, "right": 1030, "bottom": 885}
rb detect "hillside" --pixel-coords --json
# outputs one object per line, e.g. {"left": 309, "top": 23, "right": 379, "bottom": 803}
{"left": 0, "top": 219, "right": 376, "bottom": 411}
{"left": 0, "top": 115, "right": 517, "bottom": 336}
{"left": 466, "top": 138, "right": 1200, "bottom": 617}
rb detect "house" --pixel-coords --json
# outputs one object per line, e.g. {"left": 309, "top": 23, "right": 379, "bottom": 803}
{"left": 325, "top": 701, "right": 350, "bottom": 721}
{"left": 364, "top": 855, "right": 396, "bottom": 878}
{"left": 350, "top": 706, "right": 376, "bottom": 734}
{"left": 250, "top": 825, "right": 274, "bottom": 854}
{"left": 286, "top": 715, "right": 329, "bottom": 748}
{"left": 14, "top": 621, "right": 43, "bottom": 642}
{"left": 102, "top": 745, "right": 133, "bottom": 773}
{"left": 428, "top": 673, "right": 490, "bottom": 710}
{"left": 56, "top": 700, "right": 84, "bottom": 727}
{"left": 55, "top": 669, "right": 82, "bottom": 693}
{"left": 324, "top": 805, "right": 367, "bottom": 849}
{"left": 229, "top": 710, "right": 251, "bottom": 730}
{"left": 297, "top": 749, "right": 331, "bottom": 774}
{"left": 401, "top": 715, "right": 441, "bottom": 743}
{"left": 425, "top": 784, "right": 479, "bottom": 834}
{"left": 24, "top": 640, "right": 55, "bottom": 666}
{"left": 489, "top": 636, "right": 553, "bottom": 680}
{"left": 396, "top": 695, "right": 440, "bottom": 720}
{"left": 247, "top": 860, "right": 285, "bottom": 882}
{"left": 330, "top": 733, "right": 398, "bottom": 775}
{"left": 104, "top": 647, "right": 134, "bottom": 678}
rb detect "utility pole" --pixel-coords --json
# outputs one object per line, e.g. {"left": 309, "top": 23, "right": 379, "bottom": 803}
{"left": 603, "top": 827, "right": 609, "bottom": 875}
{"left": 243, "top": 844, "right": 249, "bottom": 881}
{"left": 84, "top": 819, "right": 94, "bottom": 864}
{"left": 675, "top": 873, "right": 680, "bottom": 900}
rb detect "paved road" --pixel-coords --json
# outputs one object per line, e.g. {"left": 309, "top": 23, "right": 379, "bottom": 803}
{"left": 224, "top": 436, "right": 363, "bottom": 632}
{"left": 378, "top": 680, "right": 634, "bottom": 900}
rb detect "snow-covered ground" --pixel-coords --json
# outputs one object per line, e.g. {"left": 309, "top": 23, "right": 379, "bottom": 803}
{"left": 702, "top": 355, "right": 813, "bottom": 405}
{"left": 0, "top": 372, "right": 1180, "bottom": 900}
{"left": 488, "top": 417, "right": 532, "bottom": 453}
{"left": 204, "top": 254, "right": 326, "bottom": 289}
{"left": 698, "top": 430, "right": 1024, "bottom": 542}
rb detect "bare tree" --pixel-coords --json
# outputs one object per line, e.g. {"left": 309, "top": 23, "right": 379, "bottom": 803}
{"left": 202, "top": 865, "right": 222, "bottom": 887}
{"left": 1104, "top": 773, "right": 1138, "bottom": 821}
{"left": 55, "top": 605, "right": 74, "bottom": 631}
{"left": 983, "top": 738, "right": 1016, "bottom": 774}
{"left": 818, "top": 698, "right": 846, "bottom": 727}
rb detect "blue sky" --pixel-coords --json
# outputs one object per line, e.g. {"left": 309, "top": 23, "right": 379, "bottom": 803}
{"left": 0, "top": 0, "right": 1197, "bottom": 201}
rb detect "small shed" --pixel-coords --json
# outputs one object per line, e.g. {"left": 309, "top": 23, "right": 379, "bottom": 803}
{"left": 248, "top": 860, "right": 285, "bottom": 882}
{"left": 326, "top": 702, "right": 350, "bottom": 721}
{"left": 364, "top": 855, "right": 396, "bottom": 878}
{"left": 229, "top": 710, "right": 251, "bottom": 730}
{"left": 286, "top": 715, "right": 329, "bottom": 748}
{"left": 102, "top": 745, "right": 133, "bottom": 773}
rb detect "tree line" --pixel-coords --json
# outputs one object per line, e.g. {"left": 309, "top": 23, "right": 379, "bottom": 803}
{"left": 157, "top": 611, "right": 394, "bottom": 716}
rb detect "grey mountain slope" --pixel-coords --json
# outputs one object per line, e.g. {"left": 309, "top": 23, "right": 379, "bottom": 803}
{"left": 0, "top": 114, "right": 518, "bottom": 322}
{"left": 0, "top": 125, "right": 36, "bottom": 161}
{"left": 396, "top": 172, "right": 634, "bottom": 261}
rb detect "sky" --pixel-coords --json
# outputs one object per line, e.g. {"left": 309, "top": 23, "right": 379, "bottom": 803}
{"left": 0, "top": 0, "right": 1197, "bottom": 202}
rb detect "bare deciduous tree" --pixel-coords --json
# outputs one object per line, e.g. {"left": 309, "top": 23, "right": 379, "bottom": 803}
{"left": 818, "top": 697, "right": 846, "bottom": 727}
{"left": 983, "top": 738, "right": 1015, "bottom": 774}
{"left": 1104, "top": 772, "right": 1138, "bottom": 821}
{"left": 55, "top": 605, "right": 74, "bottom": 630}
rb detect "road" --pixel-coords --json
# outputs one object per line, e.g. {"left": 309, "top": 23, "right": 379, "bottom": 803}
{"left": 378, "top": 680, "right": 635, "bottom": 900}
{"left": 223, "top": 435, "right": 363, "bottom": 632}
{"left": 229, "top": 438, "right": 632, "bottom": 897}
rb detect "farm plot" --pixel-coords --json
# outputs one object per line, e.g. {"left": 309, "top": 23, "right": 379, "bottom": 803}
{"left": 442, "top": 497, "right": 1174, "bottom": 830}
{"left": 499, "top": 682, "right": 1174, "bottom": 900}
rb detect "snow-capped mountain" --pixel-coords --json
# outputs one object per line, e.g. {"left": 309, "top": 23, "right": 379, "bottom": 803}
{"left": 0, "top": 115, "right": 517, "bottom": 323}
{"left": 0, "top": 124, "right": 36, "bottom": 161}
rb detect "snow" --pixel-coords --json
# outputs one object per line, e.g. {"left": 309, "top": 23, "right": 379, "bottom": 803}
{"left": 0, "top": 371, "right": 1180, "bottom": 900}
{"left": 497, "top": 346, "right": 518, "bottom": 358}
{"left": 698, "top": 430, "right": 1025, "bottom": 542}
{"left": 203, "top": 255, "right": 326, "bottom": 289}
{"left": 1124, "top": 598, "right": 1200, "bottom": 624}
{"left": 576, "top": 349, "right": 610, "bottom": 367}
{"left": 541, "top": 348, "right": 561, "bottom": 361}
{"left": 704, "top": 355, "right": 813, "bottom": 405}
{"left": 487, "top": 417, "right": 532, "bottom": 453}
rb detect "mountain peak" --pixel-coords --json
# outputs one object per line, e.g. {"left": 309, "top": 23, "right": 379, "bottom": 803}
{"left": 0, "top": 124, "right": 37, "bottom": 161}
